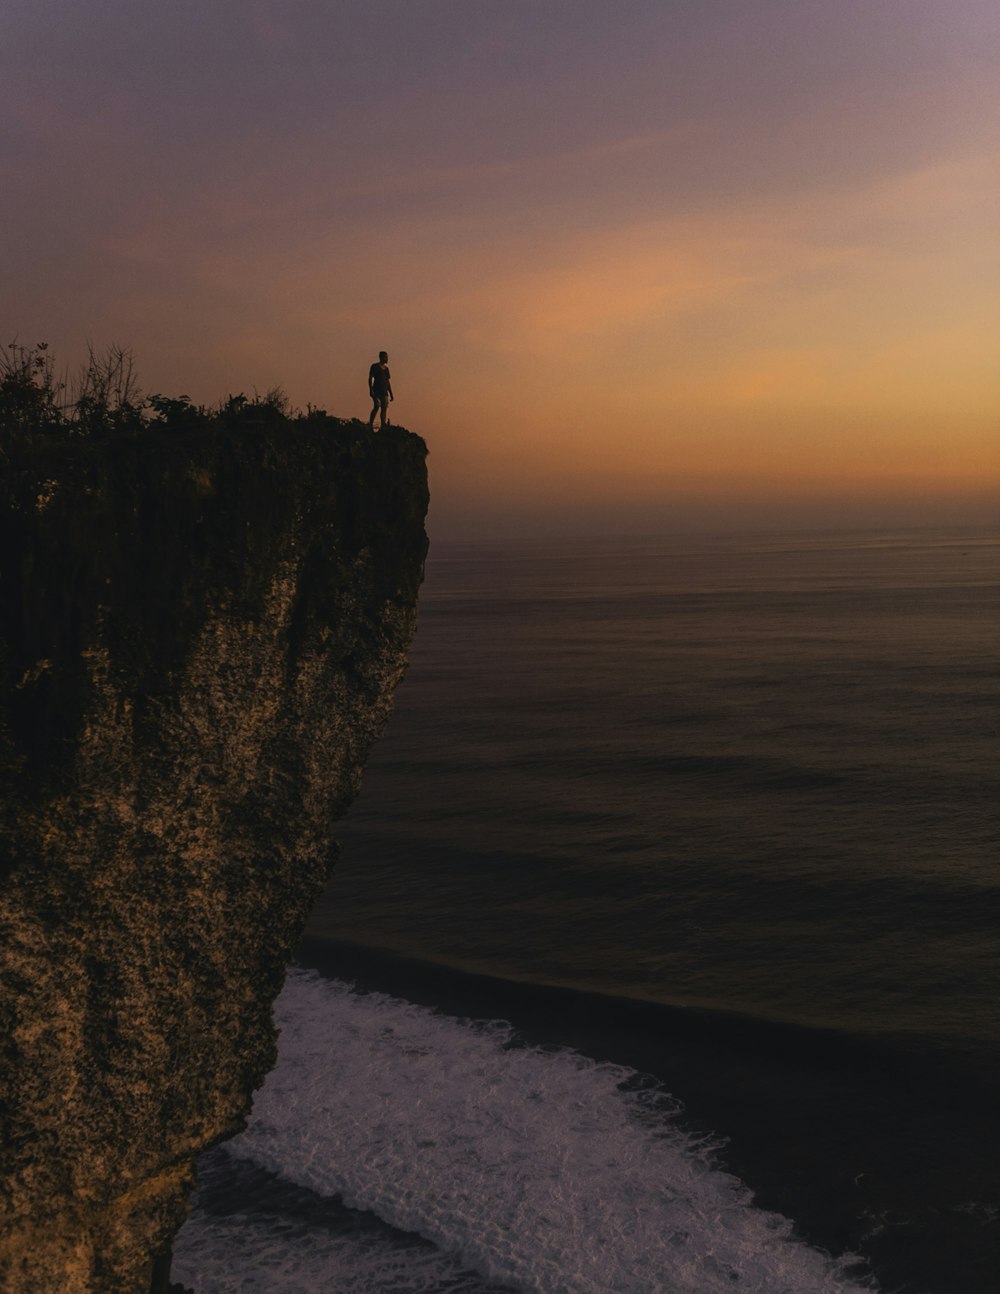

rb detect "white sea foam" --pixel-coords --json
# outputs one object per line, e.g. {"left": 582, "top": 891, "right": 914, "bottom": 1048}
{"left": 174, "top": 969, "right": 873, "bottom": 1293}
{"left": 173, "top": 1203, "right": 510, "bottom": 1293}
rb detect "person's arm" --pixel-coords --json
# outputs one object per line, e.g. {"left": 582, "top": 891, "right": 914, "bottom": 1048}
{"left": 388, "top": 380, "right": 394, "bottom": 401}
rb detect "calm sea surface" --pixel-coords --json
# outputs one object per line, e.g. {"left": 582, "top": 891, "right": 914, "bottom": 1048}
{"left": 175, "top": 528, "right": 999, "bottom": 1294}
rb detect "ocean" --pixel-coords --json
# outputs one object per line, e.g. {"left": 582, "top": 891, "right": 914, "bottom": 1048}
{"left": 173, "top": 527, "right": 999, "bottom": 1294}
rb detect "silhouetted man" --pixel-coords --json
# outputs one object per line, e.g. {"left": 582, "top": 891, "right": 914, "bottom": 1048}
{"left": 368, "top": 351, "right": 393, "bottom": 430}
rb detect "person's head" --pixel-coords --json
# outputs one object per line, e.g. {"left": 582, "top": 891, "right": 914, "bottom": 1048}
{"left": 379, "top": 351, "right": 388, "bottom": 363}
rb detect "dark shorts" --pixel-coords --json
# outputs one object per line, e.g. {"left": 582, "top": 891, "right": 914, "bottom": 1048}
{"left": 371, "top": 390, "right": 388, "bottom": 405}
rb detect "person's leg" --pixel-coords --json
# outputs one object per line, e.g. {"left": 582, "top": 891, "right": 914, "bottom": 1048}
{"left": 369, "top": 395, "right": 379, "bottom": 428}
{"left": 378, "top": 396, "right": 388, "bottom": 428}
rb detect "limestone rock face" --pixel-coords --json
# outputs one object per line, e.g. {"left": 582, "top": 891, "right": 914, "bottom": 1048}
{"left": 0, "top": 421, "right": 429, "bottom": 1293}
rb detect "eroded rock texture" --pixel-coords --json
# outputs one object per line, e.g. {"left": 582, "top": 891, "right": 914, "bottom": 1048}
{"left": 0, "top": 421, "right": 428, "bottom": 1292}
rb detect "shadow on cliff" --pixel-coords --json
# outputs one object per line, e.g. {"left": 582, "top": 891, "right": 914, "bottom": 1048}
{"left": 1, "top": 392, "right": 429, "bottom": 1293}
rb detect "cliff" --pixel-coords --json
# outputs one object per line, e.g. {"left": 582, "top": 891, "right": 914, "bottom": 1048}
{"left": 0, "top": 419, "right": 429, "bottom": 1292}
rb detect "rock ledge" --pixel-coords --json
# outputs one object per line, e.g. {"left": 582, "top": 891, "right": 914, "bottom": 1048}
{"left": 0, "top": 420, "right": 429, "bottom": 1293}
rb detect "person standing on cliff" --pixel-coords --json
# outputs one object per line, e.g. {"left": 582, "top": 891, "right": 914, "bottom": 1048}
{"left": 368, "top": 351, "right": 393, "bottom": 430}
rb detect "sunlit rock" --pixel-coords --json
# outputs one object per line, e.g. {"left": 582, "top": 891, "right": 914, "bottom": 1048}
{"left": 0, "top": 420, "right": 428, "bottom": 1293}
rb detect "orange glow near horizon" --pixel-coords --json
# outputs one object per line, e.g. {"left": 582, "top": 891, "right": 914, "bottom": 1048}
{"left": 5, "top": 1, "right": 998, "bottom": 537}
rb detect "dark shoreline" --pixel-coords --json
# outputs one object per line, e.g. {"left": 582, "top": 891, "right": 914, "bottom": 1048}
{"left": 295, "top": 934, "right": 1000, "bottom": 1294}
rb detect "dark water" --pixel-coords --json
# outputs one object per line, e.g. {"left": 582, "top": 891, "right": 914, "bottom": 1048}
{"left": 175, "top": 528, "right": 999, "bottom": 1294}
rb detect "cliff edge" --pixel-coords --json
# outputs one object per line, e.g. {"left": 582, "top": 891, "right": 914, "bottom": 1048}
{"left": 0, "top": 420, "right": 429, "bottom": 1292}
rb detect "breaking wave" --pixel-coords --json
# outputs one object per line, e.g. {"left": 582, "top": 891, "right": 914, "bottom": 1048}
{"left": 173, "top": 968, "right": 873, "bottom": 1293}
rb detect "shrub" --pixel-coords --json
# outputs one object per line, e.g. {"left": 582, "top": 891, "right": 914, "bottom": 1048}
{"left": 0, "top": 341, "right": 64, "bottom": 431}
{"left": 0, "top": 339, "right": 346, "bottom": 459}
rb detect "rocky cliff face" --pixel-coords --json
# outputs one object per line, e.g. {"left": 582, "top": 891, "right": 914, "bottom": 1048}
{"left": 0, "top": 420, "right": 429, "bottom": 1293}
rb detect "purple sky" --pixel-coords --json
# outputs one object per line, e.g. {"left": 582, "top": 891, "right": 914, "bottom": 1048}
{"left": 4, "top": 1, "right": 998, "bottom": 536}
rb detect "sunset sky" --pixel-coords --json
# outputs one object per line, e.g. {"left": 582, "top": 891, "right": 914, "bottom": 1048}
{"left": 5, "top": 0, "right": 998, "bottom": 537}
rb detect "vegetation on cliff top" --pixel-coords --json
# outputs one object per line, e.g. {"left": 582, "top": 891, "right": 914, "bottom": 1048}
{"left": 0, "top": 340, "right": 347, "bottom": 461}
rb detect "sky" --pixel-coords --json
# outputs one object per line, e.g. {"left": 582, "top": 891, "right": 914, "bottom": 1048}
{"left": 3, "top": 0, "right": 998, "bottom": 539}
